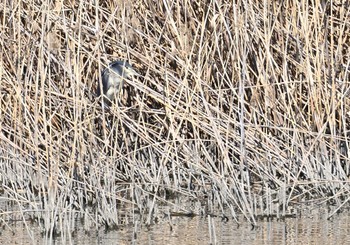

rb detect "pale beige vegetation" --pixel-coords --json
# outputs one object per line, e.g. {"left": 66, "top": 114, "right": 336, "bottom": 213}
{"left": 0, "top": 0, "right": 349, "bottom": 235}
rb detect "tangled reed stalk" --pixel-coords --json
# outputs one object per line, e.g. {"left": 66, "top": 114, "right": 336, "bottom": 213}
{"left": 0, "top": 0, "right": 349, "bottom": 234}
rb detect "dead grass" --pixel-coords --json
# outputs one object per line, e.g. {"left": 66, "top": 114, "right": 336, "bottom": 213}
{"left": 0, "top": 0, "right": 349, "bottom": 235}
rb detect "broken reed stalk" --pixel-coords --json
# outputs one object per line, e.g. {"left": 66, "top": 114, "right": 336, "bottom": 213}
{"left": 0, "top": 0, "right": 349, "bottom": 234}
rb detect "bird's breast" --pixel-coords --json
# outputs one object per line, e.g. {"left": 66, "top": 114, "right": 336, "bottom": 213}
{"left": 106, "top": 87, "right": 117, "bottom": 100}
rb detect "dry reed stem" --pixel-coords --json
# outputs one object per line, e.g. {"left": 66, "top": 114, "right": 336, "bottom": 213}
{"left": 0, "top": 0, "right": 349, "bottom": 233}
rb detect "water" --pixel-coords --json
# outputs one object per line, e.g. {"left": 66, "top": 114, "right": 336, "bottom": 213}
{"left": 1, "top": 207, "right": 350, "bottom": 245}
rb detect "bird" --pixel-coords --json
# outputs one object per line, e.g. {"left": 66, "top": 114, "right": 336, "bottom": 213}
{"left": 97, "top": 60, "right": 138, "bottom": 106}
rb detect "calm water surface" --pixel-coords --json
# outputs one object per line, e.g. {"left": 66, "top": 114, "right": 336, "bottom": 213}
{"left": 1, "top": 208, "right": 350, "bottom": 245}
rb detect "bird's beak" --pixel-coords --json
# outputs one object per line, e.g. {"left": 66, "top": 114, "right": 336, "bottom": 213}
{"left": 127, "top": 68, "right": 140, "bottom": 78}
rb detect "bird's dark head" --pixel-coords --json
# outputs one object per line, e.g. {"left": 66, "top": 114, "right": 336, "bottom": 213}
{"left": 97, "top": 60, "right": 138, "bottom": 106}
{"left": 110, "top": 60, "right": 139, "bottom": 79}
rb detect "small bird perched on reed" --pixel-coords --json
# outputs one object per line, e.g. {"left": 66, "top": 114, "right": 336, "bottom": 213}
{"left": 97, "top": 60, "right": 138, "bottom": 106}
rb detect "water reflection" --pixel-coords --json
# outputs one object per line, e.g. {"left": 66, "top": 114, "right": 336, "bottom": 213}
{"left": 1, "top": 208, "right": 349, "bottom": 244}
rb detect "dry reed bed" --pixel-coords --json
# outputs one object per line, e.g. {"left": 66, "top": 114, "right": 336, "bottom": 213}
{"left": 0, "top": 0, "right": 349, "bottom": 234}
